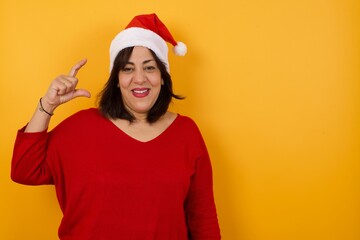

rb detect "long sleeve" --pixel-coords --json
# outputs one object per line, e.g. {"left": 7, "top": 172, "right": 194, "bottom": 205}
{"left": 11, "top": 126, "right": 54, "bottom": 185}
{"left": 185, "top": 131, "right": 221, "bottom": 239}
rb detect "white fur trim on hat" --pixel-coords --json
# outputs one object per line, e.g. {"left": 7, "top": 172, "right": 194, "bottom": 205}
{"left": 109, "top": 27, "right": 169, "bottom": 72}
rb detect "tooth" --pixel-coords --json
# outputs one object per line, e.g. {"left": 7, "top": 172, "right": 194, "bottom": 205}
{"left": 134, "top": 89, "right": 147, "bottom": 93}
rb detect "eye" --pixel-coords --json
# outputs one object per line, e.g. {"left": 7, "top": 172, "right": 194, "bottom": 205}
{"left": 144, "top": 65, "right": 157, "bottom": 72}
{"left": 121, "top": 65, "right": 134, "bottom": 73}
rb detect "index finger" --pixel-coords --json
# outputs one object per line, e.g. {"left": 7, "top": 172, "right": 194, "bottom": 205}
{"left": 68, "top": 59, "right": 87, "bottom": 77}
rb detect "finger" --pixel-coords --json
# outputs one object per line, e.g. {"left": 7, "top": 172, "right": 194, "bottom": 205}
{"left": 68, "top": 59, "right": 87, "bottom": 77}
{"left": 56, "top": 83, "right": 69, "bottom": 96}
{"left": 62, "top": 76, "right": 78, "bottom": 90}
{"left": 72, "top": 89, "right": 91, "bottom": 99}
{"left": 58, "top": 88, "right": 91, "bottom": 105}
{"left": 60, "top": 79, "right": 73, "bottom": 90}
{"left": 54, "top": 76, "right": 76, "bottom": 95}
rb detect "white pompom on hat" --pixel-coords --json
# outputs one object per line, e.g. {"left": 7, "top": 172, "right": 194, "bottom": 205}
{"left": 110, "top": 13, "right": 187, "bottom": 72}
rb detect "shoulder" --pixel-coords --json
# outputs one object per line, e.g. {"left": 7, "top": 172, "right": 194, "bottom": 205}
{"left": 51, "top": 108, "right": 105, "bottom": 133}
{"left": 67, "top": 107, "right": 102, "bottom": 119}
{"left": 172, "top": 114, "right": 204, "bottom": 139}
{"left": 176, "top": 114, "right": 199, "bottom": 130}
{"left": 63, "top": 107, "right": 103, "bottom": 123}
{"left": 171, "top": 114, "right": 209, "bottom": 156}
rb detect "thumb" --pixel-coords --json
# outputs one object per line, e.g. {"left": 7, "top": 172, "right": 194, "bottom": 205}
{"left": 72, "top": 89, "right": 91, "bottom": 99}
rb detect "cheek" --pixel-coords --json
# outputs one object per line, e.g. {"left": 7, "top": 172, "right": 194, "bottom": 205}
{"left": 149, "top": 73, "right": 162, "bottom": 86}
{"left": 118, "top": 75, "right": 131, "bottom": 88}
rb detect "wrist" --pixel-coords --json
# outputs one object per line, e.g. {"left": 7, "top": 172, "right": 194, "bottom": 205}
{"left": 38, "top": 97, "right": 55, "bottom": 116}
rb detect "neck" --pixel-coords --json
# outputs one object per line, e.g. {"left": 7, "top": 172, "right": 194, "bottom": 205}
{"left": 131, "top": 112, "right": 149, "bottom": 124}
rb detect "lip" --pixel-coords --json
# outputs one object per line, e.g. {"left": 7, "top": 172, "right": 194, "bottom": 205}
{"left": 131, "top": 88, "right": 150, "bottom": 98}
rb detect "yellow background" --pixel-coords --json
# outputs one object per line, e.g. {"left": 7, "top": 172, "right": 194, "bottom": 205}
{"left": 1, "top": 0, "right": 359, "bottom": 239}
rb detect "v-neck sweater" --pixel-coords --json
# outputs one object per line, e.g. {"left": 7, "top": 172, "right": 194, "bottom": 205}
{"left": 11, "top": 108, "right": 221, "bottom": 240}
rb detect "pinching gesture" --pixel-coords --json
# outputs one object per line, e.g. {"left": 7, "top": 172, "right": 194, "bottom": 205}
{"left": 41, "top": 59, "right": 91, "bottom": 114}
{"left": 25, "top": 59, "right": 91, "bottom": 133}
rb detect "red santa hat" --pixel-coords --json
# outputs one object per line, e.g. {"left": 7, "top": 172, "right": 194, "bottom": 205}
{"left": 110, "top": 13, "right": 187, "bottom": 72}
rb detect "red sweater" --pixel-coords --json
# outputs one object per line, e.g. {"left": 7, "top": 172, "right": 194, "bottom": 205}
{"left": 11, "top": 108, "right": 220, "bottom": 240}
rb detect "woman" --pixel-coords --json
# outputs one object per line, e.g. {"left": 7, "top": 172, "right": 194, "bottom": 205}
{"left": 11, "top": 13, "right": 221, "bottom": 239}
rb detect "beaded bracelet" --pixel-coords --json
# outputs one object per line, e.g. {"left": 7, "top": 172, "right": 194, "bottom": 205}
{"left": 39, "top": 97, "right": 54, "bottom": 116}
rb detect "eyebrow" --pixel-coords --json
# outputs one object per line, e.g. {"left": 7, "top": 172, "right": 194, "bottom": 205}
{"left": 126, "top": 59, "right": 155, "bottom": 65}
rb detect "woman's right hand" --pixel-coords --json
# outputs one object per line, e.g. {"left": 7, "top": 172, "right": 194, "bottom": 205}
{"left": 25, "top": 59, "right": 91, "bottom": 133}
{"left": 41, "top": 59, "right": 91, "bottom": 113}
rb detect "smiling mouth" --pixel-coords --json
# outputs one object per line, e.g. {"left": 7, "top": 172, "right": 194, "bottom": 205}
{"left": 132, "top": 88, "right": 150, "bottom": 97}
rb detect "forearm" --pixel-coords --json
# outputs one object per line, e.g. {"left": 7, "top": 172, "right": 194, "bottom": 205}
{"left": 11, "top": 127, "right": 54, "bottom": 185}
{"left": 25, "top": 98, "right": 56, "bottom": 133}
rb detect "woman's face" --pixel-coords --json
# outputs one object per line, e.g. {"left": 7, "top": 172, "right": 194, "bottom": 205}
{"left": 118, "top": 46, "right": 162, "bottom": 119}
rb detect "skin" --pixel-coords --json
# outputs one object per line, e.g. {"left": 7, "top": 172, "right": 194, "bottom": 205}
{"left": 118, "top": 46, "right": 163, "bottom": 121}
{"left": 112, "top": 46, "right": 176, "bottom": 142}
{"left": 25, "top": 59, "right": 90, "bottom": 133}
{"left": 25, "top": 46, "right": 176, "bottom": 142}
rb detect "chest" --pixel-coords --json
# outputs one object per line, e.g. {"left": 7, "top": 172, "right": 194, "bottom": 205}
{"left": 53, "top": 132, "right": 196, "bottom": 200}
{"left": 109, "top": 114, "right": 176, "bottom": 142}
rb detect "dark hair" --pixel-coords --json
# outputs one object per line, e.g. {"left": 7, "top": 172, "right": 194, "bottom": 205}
{"left": 98, "top": 47, "right": 184, "bottom": 123}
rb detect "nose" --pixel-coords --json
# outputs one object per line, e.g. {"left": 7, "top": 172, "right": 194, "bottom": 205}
{"left": 133, "top": 68, "right": 146, "bottom": 84}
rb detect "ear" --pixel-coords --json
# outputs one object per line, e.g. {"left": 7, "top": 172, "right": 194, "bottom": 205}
{"left": 161, "top": 79, "right": 164, "bottom": 85}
